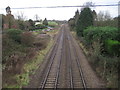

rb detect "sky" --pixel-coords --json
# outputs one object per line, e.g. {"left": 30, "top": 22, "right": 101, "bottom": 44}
{"left": 0, "top": 0, "right": 119, "bottom": 20}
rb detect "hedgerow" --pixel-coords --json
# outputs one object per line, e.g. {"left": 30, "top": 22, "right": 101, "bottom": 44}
{"left": 83, "top": 26, "right": 118, "bottom": 46}
{"left": 83, "top": 26, "right": 119, "bottom": 55}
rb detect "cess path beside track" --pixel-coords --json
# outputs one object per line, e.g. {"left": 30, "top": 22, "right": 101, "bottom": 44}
{"left": 26, "top": 24, "right": 104, "bottom": 89}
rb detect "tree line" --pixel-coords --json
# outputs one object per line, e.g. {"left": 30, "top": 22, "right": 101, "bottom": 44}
{"left": 2, "top": 12, "right": 49, "bottom": 31}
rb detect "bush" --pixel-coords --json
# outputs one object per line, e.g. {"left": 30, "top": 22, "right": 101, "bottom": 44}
{"left": 83, "top": 26, "right": 118, "bottom": 46}
{"left": 21, "top": 32, "right": 35, "bottom": 46}
{"left": 7, "top": 29, "right": 23, "bottom": 42}
{"left": 35, "top": 24, "right": 46, "bottom": 29}
{"left": 2, "top": 34, "right": 26, "bottom": 65}
{"left": 81, "top": 26, "right": 119, "bottom": 88}
{"left": 105, "top": 40, "right": 120, "bottom": 56}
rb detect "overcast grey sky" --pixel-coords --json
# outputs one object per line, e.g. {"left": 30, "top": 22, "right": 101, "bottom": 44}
{"left": 0, "top": 0, "right": 119, "bottom": 20}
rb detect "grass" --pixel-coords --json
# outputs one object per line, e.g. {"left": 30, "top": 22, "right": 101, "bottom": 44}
{"left": 4, "top": 84, "right": 20, "bottom": 88}
{"left": 48, "top": 21, "right": 58, "bottom": 26}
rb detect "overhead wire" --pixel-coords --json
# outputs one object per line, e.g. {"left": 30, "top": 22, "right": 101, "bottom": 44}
{"left": 0, "top": 4, "right": 119, "bottom": 10}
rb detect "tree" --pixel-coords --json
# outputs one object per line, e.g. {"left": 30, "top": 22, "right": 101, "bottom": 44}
{"left": 15, "top": 12, "right": 26, "bottom": 21}
{"left": 68, "top": 18, "right": 75, "bottom": 31}
{"left": 92, "top": 10, "right": 97, "bottom": 25}
{"left": 43, "top": 18, "right": 48, "bottom": 26}
{"left": 97, "top": 11, "right": 104, "bottom": 21}
{"left": 97, "top": 11, "right": 111, "bottom": 21}
{"left": 76, "top": 7, "right": 93, "bottom": 36}
{"left": 34, "top": 14, "right": 40, "bottom": 22}
{"left": 92, "top": 10, "right": 97, "bottom": 21}
{"left": 95, "top": 11, "right": 113, "bottom": 27}
{"left": 15, "top": 12, "right": 28, "bottom": 30}
{"left": 74, "top": 9, "right": 79, "bottom": 26}
{"left": 104, "top": 11, "right": 112, "bottom": 21}
{"left": 28, "top": 19, "right": 35, "bottom": 30}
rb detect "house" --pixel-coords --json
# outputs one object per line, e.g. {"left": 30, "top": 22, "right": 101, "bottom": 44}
{"left": 35, "top": 21, "right": 42, "bottom": 26}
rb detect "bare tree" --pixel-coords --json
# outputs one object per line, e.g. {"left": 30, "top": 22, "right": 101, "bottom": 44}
{"left": 15, "top": 12, "right": 26, "bottom": 21}
{"left": 14, "top": 12, "right": 27, "bottom": 30}
{"left": 97, "top": 11, "right": 104, "bottom": 21}
{"left": 104, "top": 11, "right": 112, "bottom": 20}
{"left": 97, "top": 11, "right": 111, "bottom": 21}
{"left": 34, "top": 14, "right": 40, "bottom": 21}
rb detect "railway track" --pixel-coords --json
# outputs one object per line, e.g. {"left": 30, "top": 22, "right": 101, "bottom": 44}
{"left": 26, "top": 24, "right": 104, "bottom": 88}
{"left": 64, "top": 26, "right": 87, "bottom": 89}
{"left": 39, "top": 26, "right": 64, "bottom": 89}
{"left": 40, "top": 24, "right": 87, "bottom": 89}
{"left": 66, "top": 26, "right": 87, "bottom": 89}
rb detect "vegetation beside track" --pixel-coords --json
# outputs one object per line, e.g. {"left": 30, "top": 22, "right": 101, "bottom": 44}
{"left": 2, "top": 27, "right": 59, "bottom": 88}
{"left": 71, "top": 30, "right": 119, "bottom": 88}
{"left": 69, "top": 4, "right": 119, "bottom": 88}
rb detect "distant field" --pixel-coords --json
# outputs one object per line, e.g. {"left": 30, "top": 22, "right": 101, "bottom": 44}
{"left": 48, "top": 21, "right": 58, "bottom": 26}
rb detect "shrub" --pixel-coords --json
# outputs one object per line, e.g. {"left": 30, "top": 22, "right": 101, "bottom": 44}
{"left": 2, "top": 34, "right": 26, "bottom": 65}
{"left": 105, "top": 40, "right": 120, "bottom": 56}
{"left": 7, "top": 29, "right": 23, "bottom": 42}
{"left": 21, "top": 32, "right": 35, "bottom": 46}
{"left": 83, "top": 26, "right": 118, "bottom": 46}
{"left": 35, "top": 24, "right": 46, "bottom": 29}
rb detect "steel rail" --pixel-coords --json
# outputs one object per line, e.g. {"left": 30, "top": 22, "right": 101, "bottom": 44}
{"left": 54, "top": 29, "right": 64, "bottom": 89}
{"left": 68, "top": 30, "right": 87, "bottom": 89}
{"left": 40, "top": 27, "right": 63, "bottom": 89}
{"left": 65, "top": 28, "right": 74, "bottom": 89}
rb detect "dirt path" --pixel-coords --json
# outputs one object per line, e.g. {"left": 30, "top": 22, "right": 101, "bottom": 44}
{"left": 25, "top": 24, "right": 105, "bottom": 88}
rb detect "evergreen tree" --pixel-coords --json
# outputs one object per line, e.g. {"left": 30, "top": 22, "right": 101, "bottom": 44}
{"left": 74, "top": 9, "right": 79, "bottom": 26}
{"left": 76, "top": 7, "right": 93, "bottom": 36}
{"left": 43, "top": 18, "right": 48, "bottom": 26}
